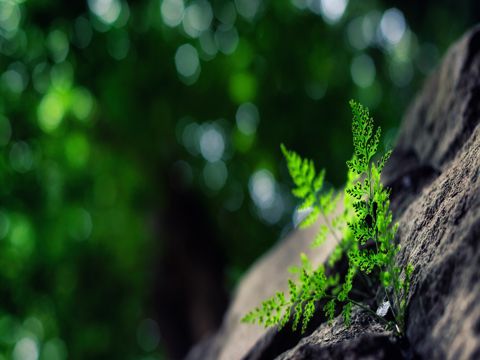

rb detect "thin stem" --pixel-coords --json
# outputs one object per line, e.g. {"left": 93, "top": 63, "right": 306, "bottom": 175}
{"left": 319, "top": 209, "right": 342, "bottom": 246}
{"left": 347, "top": 298, "right": 390, "bottom": 325}
{"left": 367, "top": 162, "right": 399, "bottom": 323}
{"left": 311, "top": 183, "right": 342, "bottom": 247}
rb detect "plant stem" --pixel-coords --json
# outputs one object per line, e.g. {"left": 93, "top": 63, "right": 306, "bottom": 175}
{"left": 366, "top": 162, "right": 400, "bottom": 329}
{"left": 319, "top": 210, "right": 342, "bottom": 246}
{"left": 312, "top": 183, "right": 342, "bottom": 247}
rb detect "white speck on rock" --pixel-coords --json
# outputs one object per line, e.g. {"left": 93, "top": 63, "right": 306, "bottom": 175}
{"left": 376, "top": 301, "right": 390, "bottom": 317}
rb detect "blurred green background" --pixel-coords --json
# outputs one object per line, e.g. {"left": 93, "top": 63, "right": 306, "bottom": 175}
{"left": 0, "top": 0, "right": 477, "bottom": 359}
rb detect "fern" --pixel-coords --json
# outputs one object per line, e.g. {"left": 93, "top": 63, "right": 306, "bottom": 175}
{"left": 243, "top": 252, "right": 333, "bottom": 333}
{"left": 280, "top": 144, "right": 340, "bottom": 234}
{"left": 242, "top": 100, "right": 413, "bottom": 337}
{"left": 343, "top": 100, "right": 412, "bottom": 332}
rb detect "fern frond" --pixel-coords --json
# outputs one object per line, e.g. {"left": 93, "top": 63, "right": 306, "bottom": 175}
{"left": 324, "top": 299, "right": 336, "bottom": 324}
{"left": 311, "top": 224, "right": 328, "bottom": 248}
{"left": 338, "top": 265, "right": 356, "bottom": 301}
{"left": 342, "top": 301, "right": 353, "bottom": 326}
{"left": 377, "top": 149, "right": 392, "bottom": 172}
{"left": 245, "top": 101, "right": 414, "bottom": 337}
{"left": 281, "top": 144, "right": 318, "bottom": 200}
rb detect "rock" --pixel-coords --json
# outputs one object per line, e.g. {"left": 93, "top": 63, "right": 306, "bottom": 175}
{"left": 187, "top": 25, "right": 480, "bottom": 360}
{"left": 276, "top": 309, "right": 408, "bottom": 360}
{"left": 390, "top": 24, "right": 480, "bottom": 360}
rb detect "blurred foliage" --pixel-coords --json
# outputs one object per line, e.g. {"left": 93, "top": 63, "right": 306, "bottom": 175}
{"left": 0, "top": 0, "right": 477, "bottom": 358}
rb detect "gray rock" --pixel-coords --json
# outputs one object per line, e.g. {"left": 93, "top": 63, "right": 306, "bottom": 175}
{"left": 187, "top": 24, "right": 480, "bottom": 360}
{"left": 391, "top": 24, "right": 480, "bottom": 360}
{"left": 275, "top": 309, "right": 405, "bottom": 360}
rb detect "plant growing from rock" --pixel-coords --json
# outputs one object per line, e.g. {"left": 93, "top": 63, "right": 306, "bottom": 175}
{"left": 242, "top": 100, "right": 413, "bottom": 336}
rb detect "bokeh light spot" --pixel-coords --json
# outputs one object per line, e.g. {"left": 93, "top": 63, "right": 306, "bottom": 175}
{"left": 2, "top": 62, "right": 28, "bottom": 94}
{"left": 181, "top": 121, "right": 201, "bottom": 155}
{"left": 183, "top": 0, "right": 213, "bottom": 37}
{"left": 203, "top": 161, "right": 228, "bottom": 191}
{"left": 249, "top": 169, "right": 285, "bottom": 223}
{"left": 71, "top": 88, "right": 94, "bottom": 121}
{"left": 235, "top": 102, "right": 259, "bottom": 135}
{"left": 23, "top": 317, "right": 44, "bottom": 341}
{"left": 249, "top": 169, "right": 275, "bottom": 209}
{"left": 380, "top": 8, "right": 406, "bottom": 45}
{"left": 88, "top": 0, "right": 122, "bottom": 25}
{"left": 9, "top": 215, "right": 35, "bottom": 257}
{"left": 350, "top": 54, "right": 375, "bottom": 88}
{"left": 67, "top": 207, "right": 93, "bottom": 241}
{"left": 229, "top": 72, "right": 257, "bottom": 103}
{"left": 160, "top": 0, "right": 185, "bottom": 27}
{"left": 0, "top": 1, "right": 21, "bottom": 35}
{"left": 13, "top": 338, "right": 38, "bottom": 360}
{"left": 47, "top": 30, "right": 69, "bottom": 63}
{"left": 319, "top": 0, "right": 348, "bottom": 24}
{"left": 216, "top": 2, "right": 237, "bottom": 26}
{"left": 50, "top": 62, "right": 74, "bottom": 90}
{"left": 32, "top": 63, "right": 50, "bottom": 94}
{"left": 37, "top": 92, "right": 66, "bottom": 133}
{"left": 199, "top": 30, "right": 218, "bottom": 58}
{"left": 215, "top": 26, "right": 239, "bottom": 55}
{"left": 175, "top": 44, "right": 200, "bottom": 78}
{"left": 235, "top": 0, "right": 261, "bottom": 21}
{"left": 9, "top": 141, "right": 34, "bottom": 173}
{"left": 199, "top": 125, "right": 225, "bottom": 162}
{"left": 391, "top": 30, "right": 415, "bottom": 62}
{"left": 347, "top": 14, "right": 379, "bottom": 50}
{"left": 347, "top": 17, "right": 365, "bottom": 50}
{"left": 292, "top": 0, "right": 308, "bottom": 10}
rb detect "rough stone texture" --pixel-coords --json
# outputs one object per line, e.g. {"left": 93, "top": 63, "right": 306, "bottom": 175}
{"left": 276, "top": 309, "right": 407, "bottom": 360}
{"left": 390, "top": 24, "right": 480, "bottom": 360}
{"left": 187, "top": 25, "right": 480, "bottom": 360}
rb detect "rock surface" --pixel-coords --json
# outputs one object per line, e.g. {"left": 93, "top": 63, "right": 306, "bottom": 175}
{"left": 187, "top": 25, "right": 480, "bottom": 360}
{"left": 276, "top": 309, "right": 407, "bottom": 360}
{"left": 390, "top": 24, "right": 480, "bottom": 360}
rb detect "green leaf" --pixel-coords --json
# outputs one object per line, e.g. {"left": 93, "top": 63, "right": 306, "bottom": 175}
{"left": 311, "top": 224, "right": 328, "bottom": 248}
{"left": 313, "top": 168, "right": 326, "bottom": 192}
{"left": 342, "top": 301, "right": 352, "bottom": 326}
{"left": 302, "top": 301, "right": 315, "bottom": 333}
{"left": 324, "top": 299, "right": 336, "bottom": 324}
